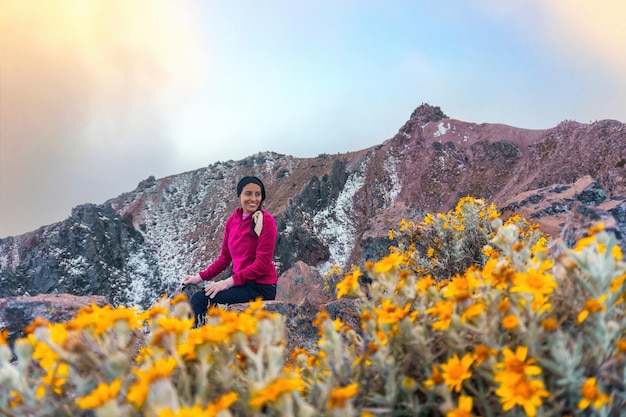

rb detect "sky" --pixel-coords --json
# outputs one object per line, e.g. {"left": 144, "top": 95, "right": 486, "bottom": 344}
{"left": 1, "top": 0, "right": 625, "bottom": 238}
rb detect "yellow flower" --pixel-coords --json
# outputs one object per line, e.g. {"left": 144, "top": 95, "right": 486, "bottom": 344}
{"left": 427, "top": 246, "right": 435, "bottom": 258}
{"left": 424, "top": 365, "right": 445, "bottom": 389}
{"left": 374, "top": 300, "right": 411, "bottom": 325}
{"left": 158, "top": 392, "right": 238, "bottom": 417}
{"left": 483, "top": 245, "right": 498, "bottom": 258}
{"left": 541, "top": 317, "right": 558, "bottom": 332}
{"left": 472, "top": 344, "right": 496, "bottom": 367}
{"left": 327, "top": 382, "right": 359, "bottom": 409}
{"left": 578, "top": 377, "right": 610, "bottom": 410}
{"left": 496, "top": 377, "right": 550, "bottom": 417}
{"left": 442, "top": 274, "right": 478, "bottom": 302}
{"left": 416, "top": 275, "right": 436, "bottom": 294}
{"left": 494, "top": 346, "right": 542, "bottom": 385}
{"left": 426, "top": 300, "right": 454, "bottom": 331}
{"left": 127, "top": 357, "right": 177, "bottom": 409}
{"left": 511, "top": 262, "right": 557, "bottom": 299}
{"left": 76, "top": 379, "right": 122, "bottom": 409}
{"left": 155, "top": 316, "right": 194, "bottom": 334}
{"left": 249, "top": 376, "right": 303, "bottom": 410}
{"left": 401, "top": 377, "right": 418, "bottom": 392}
{"left": 502, "top": 314, "right": 519, "bottom": 330}
{"left": 577, "top": 294, "right": 607, "bottom": 323}
{"left": 336, "top": 268, "right": 362, "bottom": 299}
{"left": 373, "top": 252, "right": 404, "bottom": 273}
{"left": 446, "top": 395, "right": 474, "bottom": 417}
{"left": 388, "top": 229, "right": 395, "bottom": 240}
{"left": 498, "top": 297, "right": 510, "bottom": 313}
{"left": 611, "top": 273, "right": 626, "bottom": 291}
{"left": 461, "top": 302, "right": 485, "bottom": 323}
{"left": 441, "top": 354, "right": 473, "bottom": 393}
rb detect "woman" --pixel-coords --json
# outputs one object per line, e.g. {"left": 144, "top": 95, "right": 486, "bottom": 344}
{"left": 182, "top": 176, "right": 278, "bottom": 325}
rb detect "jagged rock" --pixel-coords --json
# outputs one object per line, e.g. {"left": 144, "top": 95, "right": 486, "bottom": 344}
{"left": 0, "top": 294, "right": 110, "bottom": 344}
{"left": 560, "top": 201, "right": 626, "bottom": 252}
{"left": 276, "top": 261, "right": 333, "bottom": 306}
{"left": 501, "top": 175, "right": 626, "bottom": 252}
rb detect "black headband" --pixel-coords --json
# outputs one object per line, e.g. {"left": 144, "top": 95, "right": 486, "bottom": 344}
{"left": 236, "top": 176, "right": 266, "bottom": 203}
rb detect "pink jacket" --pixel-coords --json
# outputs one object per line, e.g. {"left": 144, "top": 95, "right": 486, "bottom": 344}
{"left": 198, "top": 208, "right": 278, "bottom": 286}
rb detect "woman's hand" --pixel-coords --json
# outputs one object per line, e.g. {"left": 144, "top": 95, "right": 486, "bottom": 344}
{"left": 182, "top": 274, "right": 202, "bottom": 286}
{"left": 204, "top": 277, "right": 234, "bottom": 298}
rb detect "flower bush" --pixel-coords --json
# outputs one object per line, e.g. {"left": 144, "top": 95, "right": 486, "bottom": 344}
{"left": 1, "top": 197, "right": 624, "bottom": 416}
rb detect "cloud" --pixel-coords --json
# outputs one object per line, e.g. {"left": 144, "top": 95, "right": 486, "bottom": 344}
{"left": 0, "top": 0, "right": 207, "bottom": 237}
{"left": 473, "top": 0, "right": 626, "bottom": 81}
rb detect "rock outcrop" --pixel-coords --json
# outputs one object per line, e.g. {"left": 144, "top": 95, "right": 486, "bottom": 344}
{"left": 0, "top": 294, "right": 110, "bottom": 346}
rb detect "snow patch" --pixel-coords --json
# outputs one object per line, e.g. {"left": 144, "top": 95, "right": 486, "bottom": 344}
{"left": 313, "top": 167, "right": 366, "bottom": 274}
{"left": 383, "top": 155, "right": 402, "bottom": 206}
{"left": 434, "top": 122, "right": 451, "bottom": 137}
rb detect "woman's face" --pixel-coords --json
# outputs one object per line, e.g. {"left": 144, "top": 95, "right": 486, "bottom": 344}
{"left": 240, "top": 183, "right": 262, "bottom": 214}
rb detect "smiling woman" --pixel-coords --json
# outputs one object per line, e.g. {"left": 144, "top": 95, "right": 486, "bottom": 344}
{"left": 182, "top": 176, "right": 278, "bottom": 326}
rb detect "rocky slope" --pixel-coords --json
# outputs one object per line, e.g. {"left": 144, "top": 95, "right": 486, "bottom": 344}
{"left": 1, "top": 104, "right": 625, "bottom": 310}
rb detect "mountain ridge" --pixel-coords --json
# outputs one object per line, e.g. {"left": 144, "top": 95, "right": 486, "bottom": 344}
{"left": 1, "top": 104, "right": 625, "bottom": 309}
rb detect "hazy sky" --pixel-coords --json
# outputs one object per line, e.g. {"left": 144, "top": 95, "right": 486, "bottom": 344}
{"left": 1, "top": 0, "right": 625, "bottom": 238}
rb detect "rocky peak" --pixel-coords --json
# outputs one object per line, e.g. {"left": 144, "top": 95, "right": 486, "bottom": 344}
{"left": 409, "top": 103, "right": 448, "bottom": 125}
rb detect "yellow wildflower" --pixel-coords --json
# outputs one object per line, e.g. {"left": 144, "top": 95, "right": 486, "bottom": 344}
{"left": 461, "top": 302, "right": 485, "bottom": 323}
{"left": 388, "top": 229, "right": 395, "bottom": 240}
{"left": 336, "top": 268, "right": 362, "bottom": 299}
{"left": 578, "top": 377, "right": 610, "bottom": 410}
{"left": 416, "top": 275, "right": 436, "bottom": 294}
{"left": 502, "top": 314, "right": 519, "bottom": 330}
{"left": 155, "top": 316, "right": 193, "bottom": 334}
{"left": 511, "top": 261, "right": 557, "bottom": 299}
{"left": 373, "top": 252, "right": 404, "bottom": 273}
{"left": 441, "top": 354, "right": 473, "bottom": 393}
{"left": 76, "top": 379, "right": 122, "bottom": 409}
{"left": 249, "top": 376, "right": 303, "bottom": 410}
{"left": 483, "top": 245, "right": 498, "bottom": 258}
{"left": 158, "top": 392, "right": 238, "bottom": 417}
{"left": 127, "top": 357, "right": 177, "bottom": 409}
{"left": 494, "top": 346, "right": 542, "bottom": 385}
{"left": 498, "top": 297, "right": 510, "bottom": 313}
{"left": 442, "top": 273, "right": 478, "bottom": 302}
{"left": 423, "top": 365, "right": 444, "bottom": 389}
{"left": 446, "top": 395, "right": 474, "bottom": 417}
{"left": 374, "top": 300, "right": 411, "bottom": 325}
{"left": 327, "top": 382, "right": 359, "bottom": 409}
{"left": 496, "top": 377, "right": 550, "bottom": 417}
{"left": 472, "top": 344, "right": 496, "bottom": 367}
{"left": 541, "top": 317, "right": 558, "bottom": 332}
{"left": 577, "top": 294, "right": 607, "bottom": 323}
{"left": 426, "top": 300, "right": 454, "bottom": 331}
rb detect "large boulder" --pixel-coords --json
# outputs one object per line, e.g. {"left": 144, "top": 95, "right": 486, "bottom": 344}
{"left": 0, "top": 293, "right": 110, "bottom": 345}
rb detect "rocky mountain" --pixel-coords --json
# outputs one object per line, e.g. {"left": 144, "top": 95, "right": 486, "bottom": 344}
{"left": 1, "top": 104, "right": 625, "bottom": 310}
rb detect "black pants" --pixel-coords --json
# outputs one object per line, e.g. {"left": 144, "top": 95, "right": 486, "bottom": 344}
{"left": 189, "top": 282, "right": 277, "bottom": 326}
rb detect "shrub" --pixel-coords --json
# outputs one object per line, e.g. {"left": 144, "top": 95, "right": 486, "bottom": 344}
{"left": 0, "top": 197, "right": 624, "bottom": 416}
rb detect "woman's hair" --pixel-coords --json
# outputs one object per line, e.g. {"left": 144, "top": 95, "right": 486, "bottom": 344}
{"left": 236, "top": 176, "right": 266, "bottom": 235}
